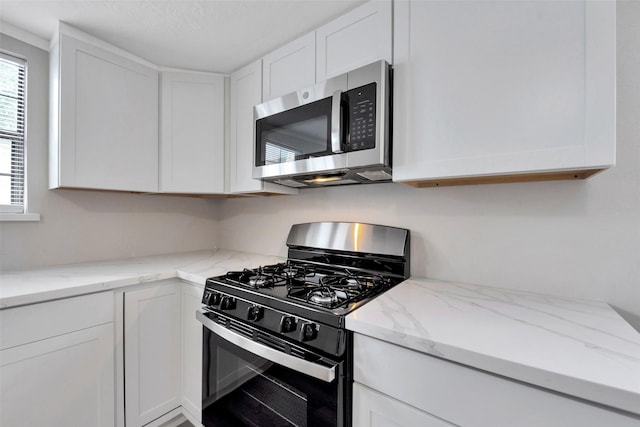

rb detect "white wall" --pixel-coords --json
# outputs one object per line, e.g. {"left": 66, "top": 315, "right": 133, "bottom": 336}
{"left": 0, "top": 34, "right": 219, "bottom": 270}
{"left": 218, "top": 1, "right": 640, "bottom": 322}
{"left": 0, "top": 4, "right": 637, "bottom": 326}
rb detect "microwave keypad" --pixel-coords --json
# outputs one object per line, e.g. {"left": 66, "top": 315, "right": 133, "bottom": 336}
{"left": 347, "top": 83, "right": 377, "bottom": 151}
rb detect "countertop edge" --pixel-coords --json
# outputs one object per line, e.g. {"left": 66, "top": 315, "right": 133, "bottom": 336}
{"left": 0, "top": 249, "right": 282, "bottom": 309}
{"left": 346, "top": 317, "right": 640, "bottom": 418}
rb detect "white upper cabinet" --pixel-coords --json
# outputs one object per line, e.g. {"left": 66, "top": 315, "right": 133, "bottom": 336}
{"left": 50, "top": 24, "right": 159, "bottom": 192}
{"left": 160, "top": 71, "right": 225, "bottom": 194}
{"left": 392, "top": 0, "right": 616, "bottom": 186}
{"left": 316, "top": 0, "right": 393, "bottom": 81}
{"left": 229, "top": 60, "right": 298, "bottom": 195}
{"left": 262, "top": 32, "right": 316, "bottom": 101}
{"left": 262, "top": 0, "right": 393, "bottom": 101}
{"left": 229, "top": 60, "right": 263, "bottom": 193}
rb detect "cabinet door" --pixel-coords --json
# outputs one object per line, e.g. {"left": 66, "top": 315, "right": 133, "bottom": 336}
{"left": 262, "top": 32, "right": 316, "bottom": 101}
{"left": 393, "top": 0, "right": 615, "bottom": 185}
{"left": 316, "top": 0, "right": 393, "bottom": 81}
{"left": 229, "top": 60, "right": 298, "bottom": 195}
{"left": 0, "top": 323, "right": 115, "bottom": 427}
{"left": 53, "top": 30, "right": 159, "bottom": 192}
{"left": 229, "top": 60, "right": 263, "bottom": 194}
{"left": 353, "top": 383, "right": 455, "bottom": 427}
{"left": 160, "top": 71, "right": 225, "bottom": 194}
{"left": 125, "top": 283, "right": 181, "bottom": 427}
{"left": 181, "top": 283, "right": 203, "bottom": 423}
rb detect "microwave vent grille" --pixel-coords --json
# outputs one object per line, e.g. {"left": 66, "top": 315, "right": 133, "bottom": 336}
{"left": 356, "top": 170, "right": 392, "bottom": 181}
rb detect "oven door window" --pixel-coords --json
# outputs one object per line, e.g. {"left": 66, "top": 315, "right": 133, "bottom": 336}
{"left": 203, "top": 327, "right": 342, "bottom": 427}
{"left": 255, "top": 97, "right": 333, "bottom": 166}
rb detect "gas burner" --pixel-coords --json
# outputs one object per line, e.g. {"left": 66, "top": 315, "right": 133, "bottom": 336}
{"left": 224, "top": 267, "right": 290, "bottom": 289}
{"left": 321, "top": 272, "right": 387, "bottom": 290}
{"left": 248, "top": 275, "right": 270, "bottom": 288}
{"left": 309, "top": 290, "right": 338, "bottom": 305}
{"left": 281, "top": 267, "right": 300, "bottom": 276}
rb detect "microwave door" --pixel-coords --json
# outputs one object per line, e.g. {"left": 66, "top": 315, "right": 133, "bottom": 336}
{"left": 255, "top": 97, "right": 334, "bottom": 167}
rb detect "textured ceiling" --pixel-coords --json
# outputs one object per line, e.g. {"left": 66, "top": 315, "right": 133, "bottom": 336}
{"left": 0, "top": 0, "right": 364, "bottom": 73}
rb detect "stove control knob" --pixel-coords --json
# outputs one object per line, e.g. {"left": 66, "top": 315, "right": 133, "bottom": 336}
{"left": 211, "top": 292, "right": 222, "bottom": 306}
{"left": 300, "top": 323, "right": 318, "bottom": 342}
{"left": 247, "top": 305, "right": 264, "bottom": 322}
{"left": 202, "top": 290, "right": 221, "bottom": 306}
{"left": 280, "top": 316, "right": 297, "bottom": 333}
{"left": 219, "top": 296, "right": 236, "bottom": 311}
{"left": 201, "top": 290, "right": 213, "bottom": 305}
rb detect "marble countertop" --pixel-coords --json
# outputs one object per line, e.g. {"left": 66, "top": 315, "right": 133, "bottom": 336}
{"left": 346, "top": 278, "right": 640, "bottom": 417}
{"left": 3, "top": 253, "right": 639, "bottom": 416}
{"left": 0, "top": 249, "right": 283, "bottom": 308}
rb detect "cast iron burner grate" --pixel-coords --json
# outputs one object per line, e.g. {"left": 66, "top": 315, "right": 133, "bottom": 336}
{"left": 286, "top": 270, "right": 392, "bottom": 309}
{"left": 223, "top": 262, "right": 318, "bottom": 289}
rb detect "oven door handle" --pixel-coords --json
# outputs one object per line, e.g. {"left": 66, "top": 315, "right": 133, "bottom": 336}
{"left": 196, "top": 310, "right": 336, "bottom": 383}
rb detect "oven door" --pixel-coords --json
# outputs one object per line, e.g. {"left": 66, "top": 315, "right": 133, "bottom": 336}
{"left": 197, "top": 309, "right": 347, "bottom": 427}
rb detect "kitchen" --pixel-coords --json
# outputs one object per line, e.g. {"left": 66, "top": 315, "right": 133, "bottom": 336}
{"left": 1, "top": 0, "right": 639, "bottom": 426}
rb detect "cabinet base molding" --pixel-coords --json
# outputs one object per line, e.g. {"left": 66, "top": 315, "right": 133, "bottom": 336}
{"left": 398, "top": 168, "right": 605, "bottom": 188}
{"left": 145, "top": 408, "right": 183, "bottom": 427}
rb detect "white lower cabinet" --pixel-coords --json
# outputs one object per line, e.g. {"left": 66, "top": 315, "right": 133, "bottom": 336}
{"left": 354, "top": 383, "right": 454, "bottom": 427}
{"left": 124, "top": 282, "right": 182, "bottom": 427}
{"left": 122, "top": 280, "right": 205, "bottom": 427}
{"left": 0, "top": 293, "right": 115, "bottom": 427}
{"left": 181, "top": 283, "right": 204, "bottom": 424}
{"left": 353, "top": 334, "right": 640, "bottom": 427}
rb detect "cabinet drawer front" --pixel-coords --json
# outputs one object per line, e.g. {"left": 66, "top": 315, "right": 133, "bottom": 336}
{"left": 354, "top": 382, "right": 455, "bottom": 427}
{"left": 354, "top": 334, "right": 640, "bottom": 427}
{"left": 1, "top": 291, "right": 113, "bottom": 350}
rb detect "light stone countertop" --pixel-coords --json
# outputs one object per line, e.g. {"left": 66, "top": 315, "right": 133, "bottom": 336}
{"left": 345, "top": 278, "right": 640, "bottom": 417}
{"left": 0, "top": 249, "right": 283, "bottom": 308}
{"left": 2, "top": 253, "right": 639, "bottom": 417}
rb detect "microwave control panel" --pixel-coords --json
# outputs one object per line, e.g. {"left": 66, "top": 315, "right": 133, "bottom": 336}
{"left": 346, "top": 83, "right": 377, "bottom": 151}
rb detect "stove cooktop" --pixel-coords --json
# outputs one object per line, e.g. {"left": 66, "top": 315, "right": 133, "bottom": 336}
{"left": 222, "top": 261, "right": 395, "bottom": 308}
{"left": 204, "top": 260, "right": 401, "bottom": 329}
{"left": 201, "top": 222, "right": 410, "bottom": 355}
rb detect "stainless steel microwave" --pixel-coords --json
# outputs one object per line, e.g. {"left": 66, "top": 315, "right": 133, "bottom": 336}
{"left": 253, "top": 60, "right": 392, "bottom": 188}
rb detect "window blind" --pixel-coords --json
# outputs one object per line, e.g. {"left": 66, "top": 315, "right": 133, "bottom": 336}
{"left": 0, "top": 52, "right": 26, "bottom": 211}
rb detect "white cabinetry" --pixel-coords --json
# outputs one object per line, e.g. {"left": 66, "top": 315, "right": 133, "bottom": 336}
{"left": 229, "top": 60, "right": 298, "bottom": 195}
{"left": 393, "top": 0, "right": 616, "bottom": 187}
{"left": 180, "top": 283, "right": 204, "bottom": 424}
{"left": 160, "top": 71, "right": 225, "bottom": 194}
{"left": 316, "top": 0, "right": 392, "bottom": 81}
{"left": 262, "top": 0, "right": 393, "bottom": 100}
{"left": 124, "top": 282, "right": 181, "bottom": 427}
{"left": 354, "top": 383, "right": 454, "bottom": 427}
{"left": 262, "top": 32, "right": 316, "bottom": 101}
{"left": 50, "top": 23, "right": 159, "bottom": 192}
{"left": 0, "top": 292, "right": 115, "bottom": 427}
{"left": 353, "top": 334, "right": 640, "bottom": 427}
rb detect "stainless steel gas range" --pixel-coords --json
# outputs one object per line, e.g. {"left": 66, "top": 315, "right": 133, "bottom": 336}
{"left": 196, "top": 222, "right": 410, "bottom": 427}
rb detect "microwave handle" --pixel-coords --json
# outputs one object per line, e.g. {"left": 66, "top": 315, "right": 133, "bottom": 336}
{"left": 331, "top": 90, "right": 343, "bottom": 153}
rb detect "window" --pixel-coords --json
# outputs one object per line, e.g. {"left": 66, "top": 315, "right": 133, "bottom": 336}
{"left": 0, "top": 52, "right": 26, "bottom": 214}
